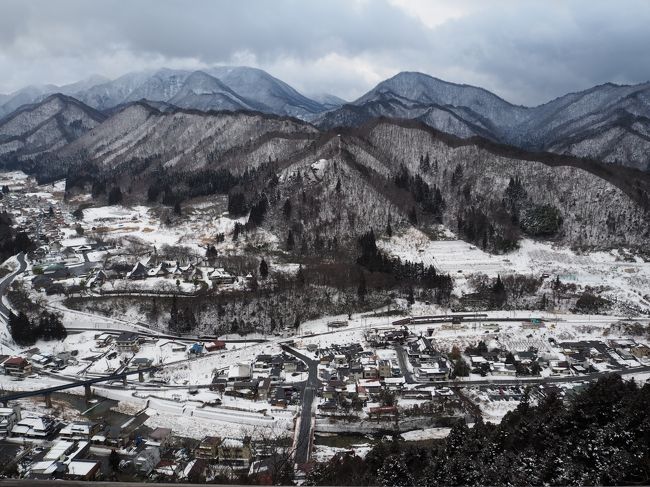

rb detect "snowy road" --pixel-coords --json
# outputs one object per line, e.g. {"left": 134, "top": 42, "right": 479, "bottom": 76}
{"left": 0, "top": 252, "right": 25, "bottom": 321}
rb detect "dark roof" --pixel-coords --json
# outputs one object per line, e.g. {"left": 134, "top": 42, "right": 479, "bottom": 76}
{"left": 131, "top": 357, "right": 152, "bottom": 365}
{"left": 200, "top": 436, "right": 221, "bottom": 446}
{"left": 115, "top": 332, "right": 139, "bottom": 342}
{"left": 4, "top": 356, "right": 29, "bottom": 366}
{"left": 129, "top": 262, "right": 149, "bottom": 277}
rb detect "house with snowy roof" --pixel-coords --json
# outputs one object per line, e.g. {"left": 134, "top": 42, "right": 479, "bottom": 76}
{"left": 218, "top": 437, "right": 252, "bottom": 469}
{"left": 59, "top": 421, "right": 101, "bottom": 441}
{"left": 11, "top": 414, "right": 57, "bottom": 438}
{"left": 86, "top": 270, "right": 107, "bottom": 288}
{"left": 127, "top": 261, "right": 149, "bottom": 280}
{"left": 208, "top": 268, "right": 235, "bottom": 285}
{"left": 3, "top": 356, "right": 32, "bottom": 377}
{"left": 147, "top": 263, "right": 169, "bottom": 277}
{"left": 0, "top": 407, "right": 20, "bottom": 437}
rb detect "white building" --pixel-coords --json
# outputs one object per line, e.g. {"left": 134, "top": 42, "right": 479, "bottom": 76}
{"left": 11, "top": 414, "right": 57, "bottom": 438}
{"left": 228, "top": 363, "right": 252, "bottom": 381}
{"left": 0, "top": 407, "right": 20, "bottom": 437}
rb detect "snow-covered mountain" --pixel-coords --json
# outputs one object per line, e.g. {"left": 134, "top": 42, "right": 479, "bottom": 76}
{"left": 317, "top": 72, "right": 650, "bottom": 171}
{"left": 0, "top": 66, "right": 330, "bottom": 120}
{"left": 0, "top": 85, "right": 59, "bottom": 118}
{"left": 73, "top": 70, "right": 160, "bottom": 111}
{"left": 37, "top": 105, "right": 648, "bottom": 251}
{"left": 3, "top": 69, "right": 650, "bottom": 170}
{"left": 0, "top": 76, "right": 110, "bottom": 118}
{"left": 46, "top": 102, "right": 319, "bottom": 182}
{"left": 309, "top": 93, "right": 347, "bottom": 110}
{"left": 0, "top": 93, "right": 106, "bottom": 161}
{"left": 206, "top": 66, "right": 326, "bottom": 117}
{"left": 169, "top": 70, "right": 267, "bottom": 112}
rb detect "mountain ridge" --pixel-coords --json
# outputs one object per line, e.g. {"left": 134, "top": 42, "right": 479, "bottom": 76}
{"left": 2, "top": 68, "right": 650, "bottom": 171}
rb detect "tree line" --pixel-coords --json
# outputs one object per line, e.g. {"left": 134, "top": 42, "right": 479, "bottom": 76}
{"left": 356, "top": 230, "right": 453, "bottom": 303}
{"left": 0, "top": 212, "right": 34, "bottom": 262}
{"left": 8, "top": 311, "right": 67, "bottom": 346}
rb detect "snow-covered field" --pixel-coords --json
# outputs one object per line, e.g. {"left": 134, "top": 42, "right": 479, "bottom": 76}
{"left": 77, "top": 202, "right": 254, "bottom": 254}
{"left": 400, "top": 427, "right": 451, "bottom": 441}
{"left": 378, "top": 227, "right": 650, "bottom": 312}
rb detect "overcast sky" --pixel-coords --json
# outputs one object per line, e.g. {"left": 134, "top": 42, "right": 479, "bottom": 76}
{"left": 1, "top": 0, "right": 649, "bottom": 105}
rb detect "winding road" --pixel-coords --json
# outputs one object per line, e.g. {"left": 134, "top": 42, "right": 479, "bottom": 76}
{"left": 0, "top": 252, "right": 26, "bottom": 321}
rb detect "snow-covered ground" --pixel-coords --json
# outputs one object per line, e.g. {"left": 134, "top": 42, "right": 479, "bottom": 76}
{"left": 378, "top": 227, "right": 650, "bottom": 312}
{"left": 76, "top": 202, "right": 254, "bottom": 254}
{"left": 400, "top": 427, "right": 451, "bottom": 441}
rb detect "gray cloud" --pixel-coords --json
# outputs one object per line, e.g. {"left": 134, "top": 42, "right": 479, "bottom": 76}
{"left": 0, "top": 0, "right": 649, "bottom": 104}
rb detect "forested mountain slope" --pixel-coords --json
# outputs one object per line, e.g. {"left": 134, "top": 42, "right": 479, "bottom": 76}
{"left": 48, "top": 107, "right": 650, "bottom": 253}
{"left": 0, "top": 94, "right": 106, "bottom": 164}
{"left": 317, "top": 72, "right": 650, "bottom": 171}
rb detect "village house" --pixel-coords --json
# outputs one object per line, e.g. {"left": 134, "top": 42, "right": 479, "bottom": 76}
{"left": 59, "top": 422, "right": 101, "bottom": 441}
{"left": 377, "top": 359, "right": 392, "bottom": 378}
{"left": 368, "top": 406, "right": 398, "bottom": 420}
{"left": 208, "top": 268, "right": 236, "bottom": 285}
{"left": 0, "top": 407, "right": 20, "bottom": 437}
{"left": 147, "top": 427, "right": 173, "bottom": 448}
{"left": 3, "top": 356, "right": 32, "bottom": 377}
{"left": 11, "top": 414, "right": 57, "bottom": 439}
{"left": 205, "top": 340, "right": 226, "bottom": 352}
{"left": 218, "top": 437, "right": 252, "bottom": 469}
{"left": 133, "top": 445, "right": 162, "bottom": 475}
{"left": 491, "top": 363, "right": 517, "bottom": 376}
{"left": 631, "top": 344, "right": 650, "bottom": 360}
{"left": 63, "top": 460, "right": 101, "bottom": 481}
{"left": 154, "top": 458, "right": 182, "bottom": 479}
{"left": 148, "top": 263, "right": 169, "bottom": 278}
{"left": 127, "top": 262, "right": 149, "bottom": 280}
{"left": 195, "top": 436, "right": 221, "bottom": 460}
{"left": 129, "top": 357, "right": 153, "bottom": 370}
{"left": 228, "top": 363, "right": 252, "bottom": 381}
{"left": 86, "top": 270, "right": 107, "bottom": 288}
{"left": 43, "top": 263, "right": 70, "bottom": 279}
{"left": 416, "top": 361, "right": 450, "bottom": 381}
{"left": 94, "top": 333, "right": 113, "bottom": 348}
{"left": 115, "top": 332, "right": 140, "bottom": 352}
{"left": 258, "top": 377, "right": 272, "bottom": 401}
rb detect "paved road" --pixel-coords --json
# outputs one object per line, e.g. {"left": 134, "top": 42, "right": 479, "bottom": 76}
{"left": 394, "top": 344, "right": 415, "bottom": 383}
{"left": 0, "top": 252, "right": 26, "bottom": 320}
{"left": 282, "top": 345, "right": 319, "bottom": 468}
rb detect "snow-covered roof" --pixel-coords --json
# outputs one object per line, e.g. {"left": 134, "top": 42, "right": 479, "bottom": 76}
{"left": 383, "top": 377, "right": 405, "bottom": 384}
{"left": 221, "top": 438, "right": 244, "bottom": 448}
{"left": 67, "top": 460, "right": 99, "bottom": 476}
{"left": 127, "top": 261, "right": 149, "bottom": 277}
{"left": 228, "top": 363, "right": 251, "bottom": 379}
{"left": 209, "top": 268, "right": 233, "bottom": 279}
